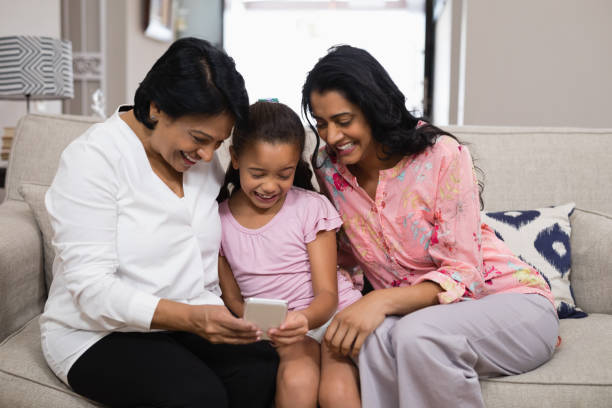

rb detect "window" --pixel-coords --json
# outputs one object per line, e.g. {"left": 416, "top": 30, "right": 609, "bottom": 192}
{"left": 224, "top": 0, "right": 426, "bottom": 119}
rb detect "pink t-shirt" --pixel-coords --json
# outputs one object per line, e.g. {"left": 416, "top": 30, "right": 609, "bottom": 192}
{"left": 315, "top": 135, "right": 554, "bottom": 306}
{"left": 219, "top": 187, "right": 362, "bottom": 312}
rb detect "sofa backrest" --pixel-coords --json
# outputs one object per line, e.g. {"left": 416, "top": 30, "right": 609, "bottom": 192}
{"left": 7, "top": 115, "right": 611, "bottom": 313}
{"left": 5, "top": 113, "right": 101, "bottom": 202}
{"left": 10, "top": 115, "right": 612, "bottom": 225}
{"left": 7, "top": 113, "right": 317, "bottom": 203}
{"left": 11, "top": 118, "right": 611, "bottom": 215}
{"left": 442, "top": 125, "right": 612, "bottom": 215}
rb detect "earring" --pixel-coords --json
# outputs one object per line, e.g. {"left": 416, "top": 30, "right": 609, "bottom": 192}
{"left": 151, "top": 115, "right": 157, "bottom": 121}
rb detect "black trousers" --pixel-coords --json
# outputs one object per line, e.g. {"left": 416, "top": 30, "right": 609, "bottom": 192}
{"left": 67, "top": 331, "right": 279, "bottom": 408}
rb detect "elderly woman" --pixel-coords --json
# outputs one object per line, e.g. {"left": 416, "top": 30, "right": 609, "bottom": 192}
{"left": 40, "top": 38, "right": 278, "bottom": 408}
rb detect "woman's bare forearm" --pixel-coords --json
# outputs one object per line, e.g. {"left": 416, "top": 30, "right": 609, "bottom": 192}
{"left": 150, "top": 298, "right": 193, "bottom": 331}
{"left": 371, "top": 281, "right": 442, "bottom": 316}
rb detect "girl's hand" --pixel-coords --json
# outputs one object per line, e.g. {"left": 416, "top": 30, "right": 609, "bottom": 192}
{"left": 190, "top": 304, "right": 261, "bottom": 344}
{"left": 324, "top": 292, "right": 386, "bottom": 358}
{"left": 268, "top": 311, "right": 309, "bottom": 346}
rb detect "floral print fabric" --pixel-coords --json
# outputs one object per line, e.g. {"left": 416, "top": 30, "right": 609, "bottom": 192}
{"left": 315, "top": 135, "right": 554, "bottom": 306}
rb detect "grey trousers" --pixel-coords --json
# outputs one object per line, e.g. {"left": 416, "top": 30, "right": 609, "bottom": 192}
{"left": 358, "top": 293, "right": 559, "bottom": 408}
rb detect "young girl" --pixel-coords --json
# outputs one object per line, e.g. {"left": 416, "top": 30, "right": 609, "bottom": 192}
{"left": 301, "top": 45, "right": 559, "bottom": 408}
{"left": 216, "top": 101, "right": 362, "bottom": 408}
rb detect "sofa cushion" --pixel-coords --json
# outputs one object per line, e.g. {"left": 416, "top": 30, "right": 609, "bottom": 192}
{"left": 481, "top": 314, "right": 612, "bottom": 407}
{"left": 570, "top": 208, "right": 612, "bottom": 314}
{"left": 481, "top": 203, "right": 584, "bottom": 318}
{"left": 0, "top": 317, "right": 100, "bottom": 407}
{"left": 444, "top": 126, "right": 612, "bottom": 216}
{"left": 0, "top": 200, "right": 46, "bottom": 343}
{"left": 19, "top": 183, "right": 54, "bottom": 291}
{"left": 2, "top": 316, "right": 610, "bottom": 408}
{"left": 6, "top": 114, "right": 100, "bottom": 202}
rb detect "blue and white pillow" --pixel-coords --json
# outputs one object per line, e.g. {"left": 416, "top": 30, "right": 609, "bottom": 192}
{"left": 481, "top": 202, "right": 586, "bottom": 318}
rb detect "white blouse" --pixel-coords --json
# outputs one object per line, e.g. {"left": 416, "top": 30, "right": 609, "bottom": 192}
{"left": 40, "top": 108, "right": 225, "bottom": 384}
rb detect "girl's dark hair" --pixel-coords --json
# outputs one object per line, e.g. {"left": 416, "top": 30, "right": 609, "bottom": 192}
{"left": 133, "top": 37, "right": 248, "bottom": 129}
{"left": 217, "top": 101, "right": 315, "bottom": 202}
{"left": 301, "top": 44, "right": 484, "bottom": 208}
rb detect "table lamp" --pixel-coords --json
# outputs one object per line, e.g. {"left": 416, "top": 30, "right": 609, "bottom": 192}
{"left": 0, "top": 36, "right": 74, "bottom": 113}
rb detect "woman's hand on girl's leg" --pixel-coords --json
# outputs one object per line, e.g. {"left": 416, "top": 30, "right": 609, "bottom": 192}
{"left": 324, "top": 292, "right": 387, "bottom": 358}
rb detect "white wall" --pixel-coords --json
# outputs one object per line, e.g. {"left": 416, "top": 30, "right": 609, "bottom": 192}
{"left": 5, "top": 1, "right": 611, "bottom": 129}
{"left": 105, "top": 0, "right": 128, "bottom": 115}
{"left": 432, "top": 0, "right": 463, "bottom": 125}
{"left": 0, "top": 0, "right": 62, "bottom": 129}
{"left": 435, "top": 0, "right": 612, "bottom": 128}
{"left": 105, "top": 1, "right": 169, "bottom": 112}
{"left": 125, "top": 0, "right": 169, "bottom": 107}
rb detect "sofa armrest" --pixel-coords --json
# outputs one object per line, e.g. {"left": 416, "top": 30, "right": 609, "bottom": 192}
{"left": 570, "top": 208, "right": 612, "bottom": 314}
{"left": 0, "top": 200, "right": 46, "bottom": 343}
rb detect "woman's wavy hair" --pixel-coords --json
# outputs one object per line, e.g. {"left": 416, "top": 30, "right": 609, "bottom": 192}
{"left": 133, "top": 37, "right": 249, "bottom": 129}
{"left": 217, "top": 101, "right": 315, "bottom": 203}
{"left": 301, "top": 44, "right": 484, "bottom": 208}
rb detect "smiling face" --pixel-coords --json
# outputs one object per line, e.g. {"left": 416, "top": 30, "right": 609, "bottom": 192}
{"left": 310, "top": 90, "right": 379, "bottom": 168}
{"left": 148, "top": 106, "right": 235, "bottom": 173}
{"left": 231, "top": 141, "right": 301, "bottom": 212}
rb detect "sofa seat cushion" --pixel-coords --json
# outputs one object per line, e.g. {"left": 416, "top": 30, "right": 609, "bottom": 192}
{"left": 2, "top": 315, "right": 611, "bottom": 407}
{"left": 481, "top": 313, "right": 612, "bottom": 407}
{"left": 0, "top": 316, "right": 100, "bottom": 407}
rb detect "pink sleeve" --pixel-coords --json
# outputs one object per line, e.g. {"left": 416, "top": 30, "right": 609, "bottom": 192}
{"left": 303, "top": 192, "right": 343, "bottom": 244}
{"left": 412, "top": 141, "right": 485, "bottom": 304}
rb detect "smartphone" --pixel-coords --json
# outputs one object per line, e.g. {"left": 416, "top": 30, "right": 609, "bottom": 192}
{"left": 243, "top": 297, "right": 288, "bottom": 340}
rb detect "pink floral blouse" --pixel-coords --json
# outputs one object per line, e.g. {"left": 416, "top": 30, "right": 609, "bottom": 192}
{"left": 315, "top": 134, "right": 554, "bottom": 306}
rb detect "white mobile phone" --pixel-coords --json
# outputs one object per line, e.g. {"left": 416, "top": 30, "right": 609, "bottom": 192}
{"left": 243, "top": 297, "right": 288, "bottom": 340}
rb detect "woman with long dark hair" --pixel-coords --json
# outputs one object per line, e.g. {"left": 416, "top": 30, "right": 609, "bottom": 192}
{"left": 302, "top": 45, "right": 558, "bottom": 407}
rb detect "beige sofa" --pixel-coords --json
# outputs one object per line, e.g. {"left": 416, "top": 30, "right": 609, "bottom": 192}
{"left": 1, "top": 113, "right": 611, "bottom": 407}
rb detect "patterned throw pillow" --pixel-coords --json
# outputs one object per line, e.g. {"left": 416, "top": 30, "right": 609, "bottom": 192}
{"left": 481, "top": 202, "right": 586, "bottom": 318}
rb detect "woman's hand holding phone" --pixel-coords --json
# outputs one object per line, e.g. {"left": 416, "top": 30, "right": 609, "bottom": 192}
{"left": 152, "top": 300, "right": 261, "bottom": 344}
{"left": 190, "top": 304, "right": 261, "bottom": 344}
{"left": 268, "top": 311, "right": 309, "bottom": 346}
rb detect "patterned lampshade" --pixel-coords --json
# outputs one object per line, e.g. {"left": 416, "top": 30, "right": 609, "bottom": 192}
{"left": 0, "top": 36, "right": 74, "bottom": 105}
